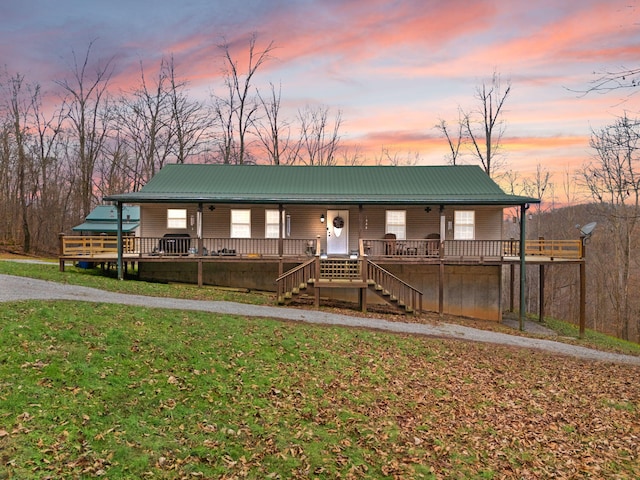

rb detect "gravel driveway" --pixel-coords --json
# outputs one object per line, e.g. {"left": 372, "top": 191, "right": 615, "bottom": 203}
{"left": 1, "top": 273, "right": 639, "bottom": 366}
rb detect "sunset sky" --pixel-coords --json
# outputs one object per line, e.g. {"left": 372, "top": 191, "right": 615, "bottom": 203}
{"left": 3, "top": 0, "right": 640, "bottom": 200}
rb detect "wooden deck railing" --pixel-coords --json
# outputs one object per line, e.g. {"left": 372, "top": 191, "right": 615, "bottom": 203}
{"left": 361, "top": 238, "right": 583, "bottom": 260}
{"left": 444, "top": 240, "right": 504, "bottom": 258}
{"left": 360, "top": 238, "right": 441, "bottom": 257}
{"left": 60, "top": 235, "right": 583, "bottom": 260}
{"left": 60, "top": 235, "right": 136, "bottom": 256}
{"left": 60, "top": 235, "right": 321, "bottom": 258}
{"left": 524, "top": 239, "right": 582, "bottom": 259}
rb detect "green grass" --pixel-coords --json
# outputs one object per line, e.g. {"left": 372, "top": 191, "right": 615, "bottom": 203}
{"left": 0, "top": 260, "right": 273, "bottom": 304}
{"left": 2, "top": 258, "right": 639, "bottom": 357}
{"left": 1, "top": 301, "right": 639, "bottom": 478}
{"left": 543, "top": 316, "right": 640, "bottom": 356}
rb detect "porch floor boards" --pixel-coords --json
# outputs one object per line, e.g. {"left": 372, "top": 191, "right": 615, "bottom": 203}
{"left": 59, "top": 254, "right": 584, "bottom": 269}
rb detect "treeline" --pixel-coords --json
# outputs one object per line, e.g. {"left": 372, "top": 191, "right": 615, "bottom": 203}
{"left": 0, "top": 38, "right": 359, "bottom": 255}
{"left": 507, "top": 114, "right": 640, "bottom": 343}
{"left": 506, "top": 203, "right": 639, "bottom": 343}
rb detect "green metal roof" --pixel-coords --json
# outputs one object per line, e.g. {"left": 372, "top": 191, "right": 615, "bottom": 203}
{"left": 84, "top": 205, "right": 139, "bottom": 222}
{"left": 72, "top": 221, "right": 139, "bottom": 233}
{"left": 72, "top": 205, "right": 140, "bottom": 232}
{"left": 105, "top": 164, "right": 539, "bottom": 206}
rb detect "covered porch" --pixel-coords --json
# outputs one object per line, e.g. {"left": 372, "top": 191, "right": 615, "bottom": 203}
{"left": 59, "top": 235, "right": 583, "bottom": 265}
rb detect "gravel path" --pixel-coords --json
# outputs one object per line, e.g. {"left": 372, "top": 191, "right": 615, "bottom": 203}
{"left": 1, "top": 273, "right": 639, "bottom": 366}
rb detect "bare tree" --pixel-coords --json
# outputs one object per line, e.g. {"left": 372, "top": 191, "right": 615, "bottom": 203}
{"left": 254, "top": 82, "right": 299, "bottom": 165}
{"left": 116, "top": 58, "right": 175, "bottom": 190}
{"left": 373, "top": 145, "right": 421, "bottom": 166}
{"left": 579, "top": 66, "right": 640, "bottom": 96}
{"left": 0, "top": 70, "right": 69, "bottom": 254}
{"left": 297, "top": 104, "right": 342, "bottom": 165}
{"left": 29, "top": 79, "right": 70, "bottom": 250}
{"left": 3, "top": 73, "right": 34, "bottom": 252}
{"left": 56, "top": 41, "right": 113, "bottom": 217}
{"left": 580, "top": 113, "right": 640, "bottom": 341}
{"left": 213, "top": 82, "right": 236, "bottom": 164}
{"left": 95, "top": 130, "right": 135, "bottom": 198}
{"left": 463, "top": 71, "right": 511, "bottom": 177}
{"left": 215, "top": 34, "right": 275, "bottom": 164}
{"left": 438, "top": 72, "right": 511, "bottom": 177}
{"left": 374, "top": 146, "right": 400, "bottom": 166}
{"left": 435, "top": 115, "right": 464, "bottom": 165}
{"left": 522, "top": 163, "right": 552, "bottom": 234}
{"left": 0, "top": 124, "right": 14, "bottom": 247}
{"left": 166, "top": 56, "right": 213, "bottom": 163}
{"left": 339, "top": 145, "right": 364, "bottom": 166}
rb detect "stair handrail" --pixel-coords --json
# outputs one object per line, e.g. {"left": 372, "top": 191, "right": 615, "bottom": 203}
{"left": 276, "top": 257, "right": 317, "bottom": 302}
{"left": 366, "top": 259, "right": 423, "bottom": 313}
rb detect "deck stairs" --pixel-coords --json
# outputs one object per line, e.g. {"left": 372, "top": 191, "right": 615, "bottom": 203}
{"left": 276, "top": 258, "right": 422, "bottom": 314}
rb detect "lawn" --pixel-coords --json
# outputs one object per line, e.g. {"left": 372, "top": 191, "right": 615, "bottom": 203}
{"left": 2, "top": 257, "right": 640, "bottom": 357}
{"left": 1, "top": 299, "right": 639, "bottom": 478}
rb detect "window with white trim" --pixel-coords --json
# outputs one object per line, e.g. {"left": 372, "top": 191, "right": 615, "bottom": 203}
{"left": 454, "top": 210, "right": 475, "bottom": 240}
{"left": 167, "top": 209, "right": 187, "bottom": 229}
{"left": 231, "top": 209, "right": 251, "bottom": 238}
{"left": 385, "top": 210, "right": 406, "bottom": 240}
{"left": 265, "top": 209, "right": 281, "bottom": 238}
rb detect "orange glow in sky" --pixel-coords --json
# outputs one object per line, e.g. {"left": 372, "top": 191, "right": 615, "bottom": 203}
{"left": 2, "top": 0, "right": 640, "bottom": 201}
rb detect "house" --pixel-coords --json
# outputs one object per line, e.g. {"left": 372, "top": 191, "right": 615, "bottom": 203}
{"left": 59, "top": 164, "right": 585, "bottom": 323}
{"left": 72, "top": 205, "right": 140, "bottom": 235}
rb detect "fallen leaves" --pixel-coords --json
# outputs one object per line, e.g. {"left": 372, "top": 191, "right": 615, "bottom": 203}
{"left": 1, "top": 303, "right": 639, "bottom": 479}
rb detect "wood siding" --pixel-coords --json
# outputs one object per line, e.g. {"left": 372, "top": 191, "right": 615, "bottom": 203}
{"left": 139, "top": 204, "right": 505, "bottom": 246}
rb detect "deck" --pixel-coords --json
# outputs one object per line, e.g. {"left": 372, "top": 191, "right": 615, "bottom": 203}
{"left": 57, "top": 235, "right": 585, "bottom": 322}
{"left": 58, "top": 235, "right": 584, "bottom": 268}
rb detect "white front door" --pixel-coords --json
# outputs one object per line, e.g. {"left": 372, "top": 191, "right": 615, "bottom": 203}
{"left": 326, "top": 210, "right": 349, "bottom": 255}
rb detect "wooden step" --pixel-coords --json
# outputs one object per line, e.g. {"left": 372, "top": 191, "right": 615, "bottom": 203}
{"left": 313, "top": 279, "right": 368, "bottom": 288}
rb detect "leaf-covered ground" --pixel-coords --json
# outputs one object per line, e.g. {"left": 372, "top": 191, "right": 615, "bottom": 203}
{"left": 1, "top": 301, "right": 639, "bottom": 479}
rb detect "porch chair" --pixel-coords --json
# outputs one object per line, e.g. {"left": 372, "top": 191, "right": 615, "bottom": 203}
{"left": 383, "top": 233, "right": 397, "bottom": 255}
{"left": 426, "top": 233, "right": 440, "bottom": 256}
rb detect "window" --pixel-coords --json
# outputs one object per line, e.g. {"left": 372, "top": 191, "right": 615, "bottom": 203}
{"left": 454, "top": 210, "right": 475, "bottom": 240}
{"left": 386, "top": 210, "right": 406, "bottom": 240}
{"left": 231, "top": 209, "right": 251, "bottom": 238}
{"left": 265, "top": 209, "right": 281, "bottom": 238}
{"left": 167, "top": 209, "right": 187, "bottom": 229}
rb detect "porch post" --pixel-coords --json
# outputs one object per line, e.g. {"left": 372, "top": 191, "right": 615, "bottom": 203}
{"left": 509, "top": 264, "right": 515, "bottom": 312}
{"left": 314, "top": 256, "right": 321, "bottom": 309}
{"left": 519, "top": 203, "right": 527, "bottom": 331}
{"left": 539, "top": 264, "right": 545, "bottom": 323}
{"left": 360, "top": 257, "right": 367, "bottom": 313}
{"left": 439, "top": 205, "right": 446, "bottom": 240}
{"left": 579, "top": 238, "right": 586, "bottom": 338}
{"left": 278, "top": 204, "right": 284, "bottom": 257}
{"left": 197, "top": 203, "right": 203, "bottom": 255}
{"left": 116, "top": 201, "right": 124, "bottom": 280}
{"left": 438, "top": 260, "right": 444, "bottom": 315}
{"left": 538, "top": 263, "right": 544, "bottom": 322}
{"left": 58, "top": 233, "right": 66, "bottom": 272}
